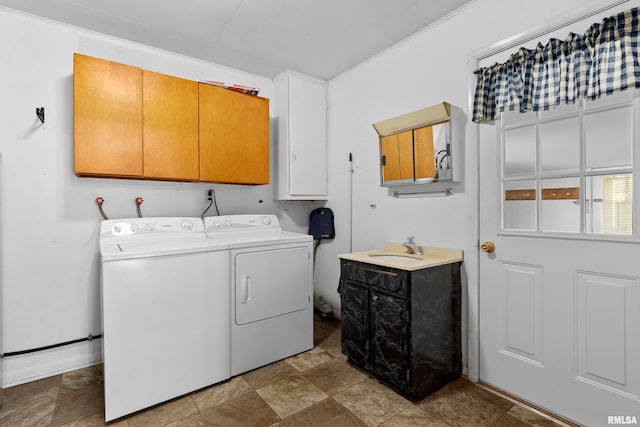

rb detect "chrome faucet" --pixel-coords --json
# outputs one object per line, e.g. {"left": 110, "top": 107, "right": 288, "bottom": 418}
{"left": 402, "top": 236, "right": 423, "bottom": 255}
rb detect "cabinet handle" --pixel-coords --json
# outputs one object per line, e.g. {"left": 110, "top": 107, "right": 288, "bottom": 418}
{"left": 372, "top": 294, "right": 378, "bottom": 301}
{"left": 362, "top": 267, "right": 398, "bottom": 277}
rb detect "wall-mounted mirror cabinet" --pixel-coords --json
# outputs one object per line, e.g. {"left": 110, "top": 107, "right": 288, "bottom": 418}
{"left": 373, "top": 102, "right": 462, "bottom": 187}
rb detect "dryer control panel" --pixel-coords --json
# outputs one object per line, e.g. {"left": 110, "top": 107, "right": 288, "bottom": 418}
{"left": 205, "top": 215, "right": 281, "bottom": 233}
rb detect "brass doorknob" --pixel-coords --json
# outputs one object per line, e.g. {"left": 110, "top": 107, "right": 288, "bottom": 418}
{"left": 480, "top": 241, "right": 495, "bottom": 253}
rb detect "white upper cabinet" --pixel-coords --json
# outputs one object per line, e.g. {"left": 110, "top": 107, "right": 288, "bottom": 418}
{"left": 274, "top": 70, "right": 328, "bottom": 200}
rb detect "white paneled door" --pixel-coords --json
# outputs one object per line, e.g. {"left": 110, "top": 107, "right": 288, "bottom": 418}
{"left": 478, "top": 98, "right": 640, "bottom": 425}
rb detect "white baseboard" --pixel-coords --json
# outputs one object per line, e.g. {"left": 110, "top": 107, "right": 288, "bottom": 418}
{"left": 1, "top": 339, "right": 102, "bottom": 387}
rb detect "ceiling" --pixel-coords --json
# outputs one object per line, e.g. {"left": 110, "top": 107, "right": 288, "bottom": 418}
{"left": 0, "top": 0, "right": 474, "bottom": 80}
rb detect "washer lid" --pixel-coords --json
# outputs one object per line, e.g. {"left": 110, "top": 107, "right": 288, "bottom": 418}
{"left": 100, "top": 236, "right": 228, "bottom": 261}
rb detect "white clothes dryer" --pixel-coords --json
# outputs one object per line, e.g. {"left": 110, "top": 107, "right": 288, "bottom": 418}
{"left": 204, "top": 214, "right": 313, "bottom": 376}
{"left": 99, "top": 217, "right": 229, "bottom": 421}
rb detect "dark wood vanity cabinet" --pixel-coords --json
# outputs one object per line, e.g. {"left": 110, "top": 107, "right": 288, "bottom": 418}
{"left": 338, "top": 259, "right": 462, "bottom": 399}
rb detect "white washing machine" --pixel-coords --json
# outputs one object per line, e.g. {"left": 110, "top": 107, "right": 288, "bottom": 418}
{"left": 99, "top": 217, "right": 230, "bottom": 422}
{"left": 204, "top": 214, "right": 313, "bottom": 376}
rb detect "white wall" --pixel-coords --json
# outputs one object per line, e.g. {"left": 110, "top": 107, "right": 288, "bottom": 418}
{"left": 315, "top": 0, "right": 609, "bottom": 378}
{"left": 0, "top": 9, "right": 319, "bottom": 386}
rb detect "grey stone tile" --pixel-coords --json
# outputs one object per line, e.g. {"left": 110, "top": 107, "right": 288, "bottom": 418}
{"left": 379, "top": 404, "right": 451, "bottom": 427}
{"left": 285, "top": 347, "right": 334, "bottom": 372}
{"left": 0, "top": 374, "right": 60, "bottom": 427}
{"left": 301, "top": 358, "right": 369, "bottom": 396}
{"left": 56, "top": 412, "right": 128, "bottom": 427}
{"left": 256, "top": 374, "right": 328, "bottom": 419}
{"left": 416, "top": 379, "right": 514, "bottom": 426}
{"left": 492, "top": 413, "right": 531, "bottom": 427}
{"left": 506, "top": 404, "right": 565, "bottom": 426}
{"left": 191, "top": 376, "right": 253, "bottom": 411}
{"left": 126, "top": 396, "right": 199, "bottom": 427}
{"left": 283, "top": 397, "right": 368, "bottom": 427}
{"left": 52, "top": 365, "right": 104, "bottom": 427}
{"left": 241, "top": 360, "right": 299, "bottom": 390}
{"left": 200, "top": 389, "right": 280, "bottom": 427}
{"left": 164, "top": 412, "right": 208, "bottom": 427}
{"left": 333, "top": 377, "right": 412, "bottom": 426}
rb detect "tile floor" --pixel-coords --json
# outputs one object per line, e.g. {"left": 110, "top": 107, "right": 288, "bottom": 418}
{"left": 0, "top": 314, "right": 567, "bottom": 426}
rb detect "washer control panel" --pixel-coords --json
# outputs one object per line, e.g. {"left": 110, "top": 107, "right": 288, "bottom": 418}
{"left": 103, "top": 217, "right": 204, "bottom": 238}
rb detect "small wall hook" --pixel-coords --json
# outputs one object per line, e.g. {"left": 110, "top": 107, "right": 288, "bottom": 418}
{"left": 36, "top": 107, "right": 45, "bottom": 124}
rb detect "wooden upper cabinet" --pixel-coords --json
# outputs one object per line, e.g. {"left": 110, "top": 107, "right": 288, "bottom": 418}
{"left": 143, "top": 70, "right": 199, "bottom": 181}
{"left": 413, "top": 126, "right": 436, "bottom": 179}
{"left": 380, "top": 127, "right": 436, "bottom": 184}
{"left": 381, "top": 130, "right": 413, "bottom": 181}
{"left": 74, "top": 54, "right": 270, "bottom": 184}
{"left": 199, "top": 83, "right": 270, "bottom": 184}
{"left": 74, "top": 53, "right": 143, "bottom": 177}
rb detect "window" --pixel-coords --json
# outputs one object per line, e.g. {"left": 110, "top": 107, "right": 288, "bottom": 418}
{"left": 501, "top": 90, "right": 637, "bottom": 237}
{"left": 601, "top": 175, "right": 633, "bottom": 235}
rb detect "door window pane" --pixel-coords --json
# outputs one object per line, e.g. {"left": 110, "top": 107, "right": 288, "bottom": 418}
{"left": 540, "top": 117, "right": 579, "bottom": 174}
{"left": 585, "top": 106, "right": 633, "bottom": 171}
{"left": 540, "top": 102, "right": 579, "bottom": 118}
{"left": 504, "top": 181, "right": 536, "bottom": 231}
{"left": 583, "top": 90, "right": 633, "bottom": 110}
{"left": 540, "top": 178, "right": 580, "bottom": 233}
{"left": 503, "top": 109, "right": 536, "bottom": 126}
{"left": 504, "top": 125, "right": 536, "bottom": 177}
{"left": 586, "top": 174, "right": 633, "bottom": 235}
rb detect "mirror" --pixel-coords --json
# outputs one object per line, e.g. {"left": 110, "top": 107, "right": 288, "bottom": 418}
{"left": 373, "top": 102, "right": 458, "bottom": 188}
{"left": 379, "top": 122, "right": 450, "bottom": 186}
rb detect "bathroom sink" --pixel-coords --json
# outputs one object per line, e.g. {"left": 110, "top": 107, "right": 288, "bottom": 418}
{"left": 339, "top": 242, "right": 463, "bottom": 271}
{"left": 368, "top": 254, "right": 421, "bottom": 262}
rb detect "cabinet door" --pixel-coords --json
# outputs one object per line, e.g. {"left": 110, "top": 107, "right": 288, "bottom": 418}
{"left": 274, "top": 71, "right": 327, "bottom": 200}
{"left": 143, "top": 70, "right": 199, "bottom": 181}
{"left": 199, "top": 84, "right": 269, "bottom": 184}
{"left": 414, "top": 126, "right": 436, "bottom": 179}
{"left": 339, "top": 280, "right": 370, "bottom": 369}
{"left": 381, "top": 130, "right": 413, "bottom": 181}
{"left": 288, "top": 74, "right": 327, "bottom": 196}
{"left": 74, "top": 54, "right": 143, "bottom": 177}
{"left": 370, "top": 291, "right": 408, "bottom": 388}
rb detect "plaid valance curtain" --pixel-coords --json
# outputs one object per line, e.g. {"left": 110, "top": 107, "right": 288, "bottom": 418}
{"left": 472, "top": 7, "right": 640, "bottom": 122}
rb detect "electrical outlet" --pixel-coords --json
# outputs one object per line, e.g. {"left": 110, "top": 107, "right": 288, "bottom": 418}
{"left": 207, "top": 189, "right": 214, "bottom": 201}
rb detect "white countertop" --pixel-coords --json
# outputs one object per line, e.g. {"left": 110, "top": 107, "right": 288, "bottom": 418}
{"left": 339, "top": 242, "right": 463, "bottom": 271}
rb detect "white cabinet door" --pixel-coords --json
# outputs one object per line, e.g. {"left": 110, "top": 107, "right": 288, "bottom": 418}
{"left": 275, "top": 70, "right": 327, "bottom": 200}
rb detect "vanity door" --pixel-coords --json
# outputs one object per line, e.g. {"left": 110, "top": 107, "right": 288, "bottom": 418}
{"left": 370, "top": 290, "right": 409, "bottom": 389}
{"left": 339, "top": 279, "right": 370, "bottom": 370}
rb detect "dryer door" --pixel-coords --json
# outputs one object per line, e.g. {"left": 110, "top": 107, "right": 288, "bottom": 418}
{"left": 234, "top": 246, "right": 311, "bottom": 325}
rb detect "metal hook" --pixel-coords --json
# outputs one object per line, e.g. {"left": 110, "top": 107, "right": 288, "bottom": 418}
{"left": 36, "top": 107, "right": 45, "bottom": 124}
